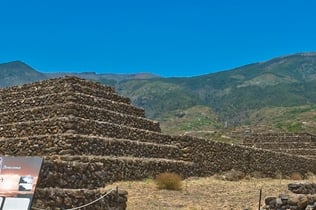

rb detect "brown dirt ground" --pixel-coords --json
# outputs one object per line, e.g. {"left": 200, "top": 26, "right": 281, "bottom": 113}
{"left": 108, "top": 175, "right": 316, "bottom": 210}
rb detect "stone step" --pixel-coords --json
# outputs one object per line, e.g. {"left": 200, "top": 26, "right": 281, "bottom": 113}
{"left": 243, "top": 142, "right": 316, "bottom": 150}
{"left": 0, "top": 117, "right": 175, "bottom": 145}
{"left": 70, "top": 92, "right": 145, "bottom": 117}
{"left": 0, "top": 134, "right": 182, "bottom": 160}
{"left": 243, "top": 133, "right": 315, "bottom": 144}
{"left": 39, "top": 155, "right": 195, "bottom": 189}
{"left": 0, "top": 103, "right": 158, "bottom": 132}
{"left": 33, "top": 187, "right": 127, "bottom": 210}
{"left": 0, "top": 92, "right": 145, "bottom": 117}
{"left": 300, "top": 155, "right": 316, "bottom": 159}
{"left": 0, "top": 77, "right": 131, "bottom": 105}
{"left": 271, "top": 148, "right": 316, "bottom": 156}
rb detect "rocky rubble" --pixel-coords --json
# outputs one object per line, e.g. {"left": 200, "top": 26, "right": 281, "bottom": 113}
{"left": 289, "top": 183, "right": 316, "bottom": 195}
{"left": 263, "top": 194, "right": 316, "bottom": 210}
{"left": 264, "top": 183, "right": 316, "bottom": 210}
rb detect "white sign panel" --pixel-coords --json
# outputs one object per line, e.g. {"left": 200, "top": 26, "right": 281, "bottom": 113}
{"left": 0, "top": 156, "right": 43, "bottom": 210}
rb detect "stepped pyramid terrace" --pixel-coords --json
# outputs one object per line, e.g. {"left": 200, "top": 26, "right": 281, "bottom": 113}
{"left": 243, "top": 133, "right": 316, "bottom": 159}
{"left": 1, "top": 76, "right": 316, "bottom": 209}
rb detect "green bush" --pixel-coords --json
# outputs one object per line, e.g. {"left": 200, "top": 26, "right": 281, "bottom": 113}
{"left": 154, "top": 172, "right": 183, "bottom": 191}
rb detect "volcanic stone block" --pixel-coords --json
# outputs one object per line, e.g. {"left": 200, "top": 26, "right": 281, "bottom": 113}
{"left": 33, "top": 187, "right": 127, "bottom": 210}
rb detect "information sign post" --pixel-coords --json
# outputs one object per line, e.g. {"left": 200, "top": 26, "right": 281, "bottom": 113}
{"left": 0, "top": 156, "right": 43, "bottom": 210}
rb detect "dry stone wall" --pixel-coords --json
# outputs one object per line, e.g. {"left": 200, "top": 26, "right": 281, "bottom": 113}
{"left": 0, "top": 103, "right": 159, "bottom": 131}
{"left": 0, "top": 134, "right": 181, "bottom": 159}
{"left": 33, "top": 188, "right": 127, "bottom": 210}
{"left": 247, "top": 142, "right": 316, "bottom": 150}
{"left": 0, "top": 92, "right": 145, "bottom": 117}
{"left": 39, "top": 155, "right": 195, "bottom": 189}
{"left": 0, "top": 76, "right": 115, "bottom": 95}
{"left": 243, "top": 133, "right": 316, "bottom": 159}
{"left": 244, "top": 133, "right": 315, "bottom": 144}
{"left": 0, "top": 117, "right": 174, "bottom": 144}
{"left": 173, "top": 135, "right": 316, "bottom": 178}
{"left": 0, "top": 77, "right": 128, "bottom": 103}
{"left": 4, "top": 126, "right": 315, "bottom": 181}
{"left": 271, "top": 149, "right": 316, "bottom": 156}
{"left": 70, "top": 92, "right": 145, "bottom": 117}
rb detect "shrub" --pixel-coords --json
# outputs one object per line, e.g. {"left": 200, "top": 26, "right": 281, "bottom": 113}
{"left": 155, "top": 172, "right": 183, "bottom": 191}
{"left": 290, "top": 172, "right": 304, "bottom": 180}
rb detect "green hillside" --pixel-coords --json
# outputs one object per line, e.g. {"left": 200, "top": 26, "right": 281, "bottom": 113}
{"left": 248, "top": 105, "right": 316, "bottom": 134}
{"left": 117, "top": 79, "right": 202, "bottom": 118}
{"left": 115, "top": 53, "right": 316, "bottom": 129}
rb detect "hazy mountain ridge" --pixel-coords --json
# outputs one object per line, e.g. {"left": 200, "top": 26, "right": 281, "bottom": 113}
{"left": 0, "top": 61, "right": 49, "bottom": 87}
{"left": 45, "top": 72, "right": 161, "bottom": 84}
{"left": 1, "top": 52, "right": 316, "bottom": 134}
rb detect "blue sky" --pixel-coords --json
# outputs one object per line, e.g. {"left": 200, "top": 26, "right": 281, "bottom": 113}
{"left": 1, "top": 0, "right": 316, "bottom": 77}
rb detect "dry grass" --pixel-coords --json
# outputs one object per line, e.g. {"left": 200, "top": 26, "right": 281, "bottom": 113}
{"left": 290, "top": 172, "right": 304, "bottom": 180}
{"left": 107, "top": 175, "right": 316, "bottom": 210}
{"left": 155, "top": 172, "right": 183, "bottom": 191}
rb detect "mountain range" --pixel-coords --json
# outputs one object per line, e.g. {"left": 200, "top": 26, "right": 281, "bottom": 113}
{"left": 1, "top": 52, "right": 316, "bottom": 137}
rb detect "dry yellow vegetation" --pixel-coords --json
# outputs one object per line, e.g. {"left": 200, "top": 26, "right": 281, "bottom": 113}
{"left": 108, "top": 175, "right": 316, "bottom": 210}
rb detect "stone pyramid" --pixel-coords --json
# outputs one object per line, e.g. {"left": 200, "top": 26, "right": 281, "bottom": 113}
{"left": 2, "top": 76, "right": 316, "bottom": 209}
{"left": 0, "top": 76, "right": 196, "bottom": 209}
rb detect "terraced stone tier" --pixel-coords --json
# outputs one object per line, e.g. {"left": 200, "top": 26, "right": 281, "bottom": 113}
{"left": 302, "top": 155, "right": 316, "bottom": 159}
{"left": 0, "top": 103, "right": 158, "bottom": 131}
{"left": 0, "top": 134, "right": 182, "bottom": 160}
{"left": 270, "top": 148, "right": 316, "bottom": 156}
{"left": 70, "top": 118, "right": 175, "bottom": 144}
{"left": 0, "top": 117, "right": 175, "bottom": 145}
{"left": 39, "top": 155, "right": 195, "bottom": 189}
{"left": 243, "top": 142, "right": 316, "bottom": 150}
{"left": 70, "top": 92, "right": 145, "bottom": 117}
{"left": 0, "top": 77, "right": 131, "bottom": 104}
{"left": 0, "top": 76, "right": 114, "bottom": 95}
{"left": 72, "top": 104, "right": 159, "bottom": 132}
{"left": 33, "top": 187, "right": 127, "bottom": 210}
{"left": 0, "top": 92, "right": 145, "bottom": 117}
{"left": 243, "top": 133, "right": 315, "bottom": 144}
